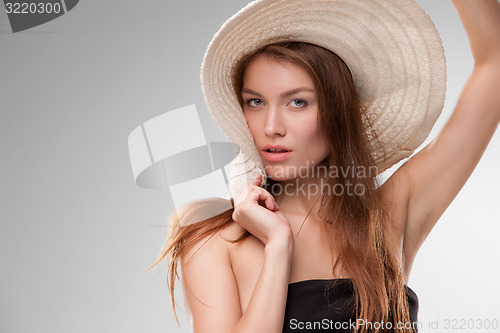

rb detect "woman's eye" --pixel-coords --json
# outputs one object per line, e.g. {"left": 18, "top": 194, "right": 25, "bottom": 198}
{"left": 247, "top": 99, "right": 263, "bottom": 107}
{"left": 290, "top": 99, "right": 307, "bottom": 107}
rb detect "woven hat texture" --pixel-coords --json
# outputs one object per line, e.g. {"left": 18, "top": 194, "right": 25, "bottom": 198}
{"left": 201, "top": 0, "right": 447, "bottom": 198}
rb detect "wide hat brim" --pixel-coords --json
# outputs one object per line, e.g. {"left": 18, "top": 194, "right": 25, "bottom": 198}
{"left": 201, "top": 0, "right": 446, "bottom": 197}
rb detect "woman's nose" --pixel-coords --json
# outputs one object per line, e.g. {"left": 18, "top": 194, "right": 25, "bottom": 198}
{"left": 264, "top": 105, "right": 286, "bottom": 137}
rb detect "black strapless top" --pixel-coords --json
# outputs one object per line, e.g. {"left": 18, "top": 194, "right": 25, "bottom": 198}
{"left": 283, "top": 279, "right": 419, "bottom": 333}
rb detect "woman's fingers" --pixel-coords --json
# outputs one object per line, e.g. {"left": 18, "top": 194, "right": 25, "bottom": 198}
{"left": 233, "top": 179, "right": 276, "bottom": 213}
{"left": 250, "top": 173, "right": 262, "bottom": 186}
{"left": 255, "top": 186, "right": 277, "bottom": 211}
{"left": 263, "top": 191, "right": 279, "bottom": 211}
{"left": 231, "top": 176, "right": 290, "bottom": 246}
{"left": 249, "top": 174, "right": 280, "bottom": 211}
{"left": 233, "top": 173, "right": 279, "bottom": 216}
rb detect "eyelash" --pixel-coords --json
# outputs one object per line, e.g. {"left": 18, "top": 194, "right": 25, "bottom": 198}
{"left": 245, "top": 98, "right": 263, "bottom": 107}
{"left": 243, "top": 98, "right": 308, "bottom": 108}
{"left": 290, "top": 99, "right": 307, "bottom": 108}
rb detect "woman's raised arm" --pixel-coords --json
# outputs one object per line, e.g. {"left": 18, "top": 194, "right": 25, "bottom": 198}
{"left": 451, "top": 0, "right": 500, "bottom": 64}
{"left": 385, "top": 0, "right": 500, "bottom": 254}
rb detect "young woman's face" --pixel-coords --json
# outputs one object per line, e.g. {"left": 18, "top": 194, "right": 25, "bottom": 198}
{"left": 241, "top": 54, "right": 330, "bottom": 181}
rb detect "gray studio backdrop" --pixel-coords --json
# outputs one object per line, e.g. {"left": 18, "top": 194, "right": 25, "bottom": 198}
{"left": 1, "top": 1, "right": 499, "bottom": 333}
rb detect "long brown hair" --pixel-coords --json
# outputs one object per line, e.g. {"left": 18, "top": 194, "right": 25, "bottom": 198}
{"left": 146, "top": 42, "right": 413, "bottom": 332}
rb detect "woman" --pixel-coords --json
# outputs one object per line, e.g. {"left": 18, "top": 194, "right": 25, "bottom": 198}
{"left": 148, "top": 0, "right": 500, "bottom": 332}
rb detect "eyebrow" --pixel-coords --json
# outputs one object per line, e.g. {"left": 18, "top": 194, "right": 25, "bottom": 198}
{"left": 242, "top": 87, "right": 315, "bottom": 98}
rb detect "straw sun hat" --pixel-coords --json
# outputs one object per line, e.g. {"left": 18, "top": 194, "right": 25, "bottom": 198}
{"left": 201, "top": 0, "right": 446, "bottom": 198}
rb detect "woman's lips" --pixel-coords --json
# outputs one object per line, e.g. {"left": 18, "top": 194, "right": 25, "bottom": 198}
{"left": 262, "top": 150, "right": 292, "bottom": 162}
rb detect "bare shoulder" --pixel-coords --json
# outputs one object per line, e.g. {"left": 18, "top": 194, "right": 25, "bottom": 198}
{"left": 217, "top": 220, "right": 249, "bottom": 243}
{"left": 179, "top": 221, "right": 242, "bottom": 332}
{"left": 180, "top": 217, "right": 244, "bottom": 272}
{"left": 219, "top": 221, "right": 266, "bottom": 314}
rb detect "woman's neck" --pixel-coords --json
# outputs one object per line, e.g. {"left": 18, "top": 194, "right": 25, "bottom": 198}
{"left": 273, "top": 174, "right": 328, "bottom": 220}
